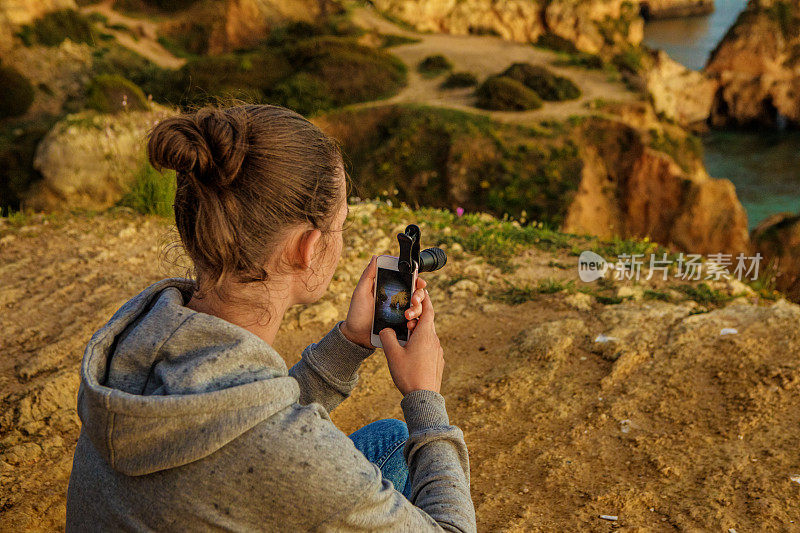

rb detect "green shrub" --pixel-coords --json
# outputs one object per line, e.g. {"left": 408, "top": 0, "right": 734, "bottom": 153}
{"left": 157, "top": 22, "right": 210, "bottom": 57}
{"left": 0, "top": 64, "right": 35, "bottom": 119}
{"left": 475, "top": 76, "right": 543, "bottom": 111}
{"left": 283, "top": 37, "right": 407, "bottom": 105}
{"left": 91, "top": 44, "right": 181, "bottom": 104}
{"left": 18, "top": 9, "right": 97, "bottom": 47}
{"left": 418, "top": 54, "right": 453, "bottom": 76}
{"left": 535, "top": 33, "right": 578, "bottom": 54}
{"left": 553, "top": 52, "right": 604, "bottom": 70}
{"left": 117, "top": 160, "right": 176, "bottom": 218}
{"left": 612, "top": 46, "right": 646, "bottom": 74}
{"left": 86, "top": 74, "right": 149, "bottom": 113}
{"left": 266, "top": 73, "right": 333, "bottom": 116}
{"left": 379, "top": 33, "right": 421, "bottom": 48}
{"left": 440, "top": 71, "right": 478, "bottom": 89}
{"left": 501, "top": 63, "right": 581, "bottom": 101}
{"left": 114, "top": 0, "right": 198, "bottom": 12}
{"left": 174, "top": 50, "right": 293, "bottom": 106}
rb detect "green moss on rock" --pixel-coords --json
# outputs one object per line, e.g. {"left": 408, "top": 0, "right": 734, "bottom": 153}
{"left": 475, "top": 76, "right": 543, "bottom": 111}
{"left": 86, "top": 74, "right": 149, "bottom": 113}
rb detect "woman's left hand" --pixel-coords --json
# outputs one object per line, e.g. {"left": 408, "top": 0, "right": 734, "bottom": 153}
{"left": 340, "top": 255, "right": 427, "bottom": 349}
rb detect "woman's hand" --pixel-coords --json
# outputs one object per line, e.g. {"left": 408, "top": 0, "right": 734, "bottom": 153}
{"left": 379, "top": 290, "right": 444, "bottom": 395}
{"left": 340, "top": 255, "right": 427, "bottom": 349}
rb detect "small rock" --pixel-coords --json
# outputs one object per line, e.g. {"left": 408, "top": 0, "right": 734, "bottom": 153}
{"left": 450, "top": 242, "right": 464, "bottom": 254}
{"left": 565, "top": 292, "right": 593, "bottom": 312}
{"left": 449, "top": 279, "right": 480, "bottom": 295}
{"left": 617, "top": 285, "right": 644, "bottom": 300}
{"left": 1, "top": 443, "right": 43, "bottom": 465}
{"left": 298, "top": 301, "right": 339, "bottom": 327}
{"left": 0, "top": 234, "right": 16, "bottom": 245}
{"left": 463, "top": 264, "right": 485, "bottom": 278}
{"left": 720, "top": 328, "right": 738, "bottom": 336}
{"left": 599, "top": 515, "right": 618, "bottom": 521}
{"left": 118, "top": 225, "right": 137, "bottom": 238}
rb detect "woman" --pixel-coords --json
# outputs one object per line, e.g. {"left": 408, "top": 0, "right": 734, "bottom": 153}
{"left": 65, "top": 104, "right": 476, "bottom": 532}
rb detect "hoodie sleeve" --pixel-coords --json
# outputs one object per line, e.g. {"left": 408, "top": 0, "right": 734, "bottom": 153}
{"left": 319, "top": 390, "right": 476, "bottom": 532}
{"left": 238, "top": 396, "right": 476, "bottom": 532}
{"left": 288, "top": 320, "right": 375, "bottom": 413}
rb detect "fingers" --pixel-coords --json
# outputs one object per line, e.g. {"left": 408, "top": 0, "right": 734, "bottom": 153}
{"left": 405, "top": 287, "right": 425, "bottom": 320}
{"left": 415, "top": 277, "right": 427, "bottom": 290}
{"left": 379, "top": 328, "right": 401, "bottom": 355}
{"left": 418, "top": 289, "right": 435, "bottom": 325}
{"left": 358, "top": 255, "right": 377, "bottom": 284}
{"left": 407, "top": 318, "right": 418, "bottom": 330}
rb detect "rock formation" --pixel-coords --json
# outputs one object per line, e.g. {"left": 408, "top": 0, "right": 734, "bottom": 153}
{"left": 639, "top": 0, "right": 715, "bottom": 19}
{"left": 564, "top": 119, "right": 750, "bottom": 255}
{"left": 0, "top": 0, "right": 76, "bottom": 53}
{"left": 26, "top": 105, "right": 177, "bottom": 213}
{"left": 368, "top": 0, "right": 643, "bottom": 55}
{"left": 752, "top": 212, "right": 800, "bottom": 300}
{"left": 645, "top": 49, "right": 717, "bottom": 127}
{"left": 159, "top": 0, "right": 333, "bottom": 55}
{"left": 705, "top": 0, "right": 800, "bottom": 128}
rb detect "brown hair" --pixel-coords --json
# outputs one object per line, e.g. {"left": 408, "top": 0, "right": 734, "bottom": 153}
{"left": 148, "top": 104, "right": 347, "bottom": 317}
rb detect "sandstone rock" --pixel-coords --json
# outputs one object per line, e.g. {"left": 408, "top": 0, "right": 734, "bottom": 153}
{"left": 545, "top": 0, "right": 643, "bottom": 55}
{"left": 639, "top": 0, "right": 714, "bottom": 19}
{"left": 160, "top": 0, "right": 326, "bottom": 56}
{"left": 565, "top": 291, "right": 594, "bottom": 311}
{"left": 3, "top": 40, "right": 93, "bottom": 117}
{"left": 0, "top": 0, "right": 76, "bottom": 53}
{"left": 0, "top": 442, "right": 42, "bottom": 466}
{"left": 564, "top": 119, "right": 751, "bottom": 255}
{"left": 298, "top": 300, "right": 340, "bottom": 327}
{"left": 512, "top": 318, "right": 588, "bottom": 362}
{"left": 617, "top": 285, "right": 644, "bottom": 301}
{"left": 449, "top": 278, "right": 480, "bottom": 297}
{"left": 645, "top": 49, "right": 717, "bottom": 127}
{"left": 370, "top": 0, "right": 641, "bottom": 54}
{"left": 370, "top": 0, "right": 546, "bottom": 44}
{"left": 706, "top": 0, "right": 800, "bottom": 128}
{"left": 26, "top": 105, "right": 177, "bottom": 213}
{"left": 751, "top": 212, "right": 800, "bottom": 301}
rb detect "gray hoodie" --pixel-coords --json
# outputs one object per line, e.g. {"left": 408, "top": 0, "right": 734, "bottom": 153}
{"left": 66, "top": 277, "right": 476, "bottom": 532}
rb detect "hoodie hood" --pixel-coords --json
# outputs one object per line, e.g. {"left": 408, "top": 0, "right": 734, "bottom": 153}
{"left": 77, "top": 277, "right": 300, "bottom": 476}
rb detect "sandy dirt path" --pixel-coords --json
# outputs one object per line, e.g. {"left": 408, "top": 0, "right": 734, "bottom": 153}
{"left": 348, "top": 3, "right": 639, "bottom": 125}
{"left": 80, "top": 1, "right": 185, "bottom": 69}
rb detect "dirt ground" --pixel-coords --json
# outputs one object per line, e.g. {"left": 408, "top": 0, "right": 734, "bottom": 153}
{"left": 1, "top": 207, "right": 799, "bottom": 532}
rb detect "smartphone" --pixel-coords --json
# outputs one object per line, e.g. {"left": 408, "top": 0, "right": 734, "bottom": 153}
{"left": 371, "top": 255, "right": 418, "bottom": 348}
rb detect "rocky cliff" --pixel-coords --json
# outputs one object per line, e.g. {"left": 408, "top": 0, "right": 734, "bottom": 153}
{"left": 639, "top": 0, "right": 715, "bottom": 19}
{"left": 0, "top": 0, "right": 75, "bottom": 53}
{"left": 752, "top": 212, "right": 800, "bottom": 300}
{"left": 645, "top": 49, "right": 717, "bottom": 127}
{"left": 368, "top": 0, "right": 643, "bottom": 55}
{"left": 565, "top": 117, "right": 750, "bottom": 255}
{"left": 705, "top": 0, "right": 800, "bottom": 128}
{"left": 25, "top": 105, "right": 176, "bottom": 213}
{"left": 159, "top": 0, "right": 334, "bottom": 55}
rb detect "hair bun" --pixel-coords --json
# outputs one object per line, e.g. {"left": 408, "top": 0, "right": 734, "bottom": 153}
{"left": 147, "top": 108, "right": 249, "bottom": 189}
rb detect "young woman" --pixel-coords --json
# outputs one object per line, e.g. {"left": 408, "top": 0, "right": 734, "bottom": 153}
{"left": 65, "top": 104, "right": 476, "bottom": 532}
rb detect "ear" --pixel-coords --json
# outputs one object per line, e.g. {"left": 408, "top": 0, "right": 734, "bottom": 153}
{"left": 297, "top": 227, "right": 322, "bottom": 270}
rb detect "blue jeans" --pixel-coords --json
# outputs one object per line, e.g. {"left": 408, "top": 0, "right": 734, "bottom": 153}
{"left": 349, "top": 419, "right": 413, "bottom": 499}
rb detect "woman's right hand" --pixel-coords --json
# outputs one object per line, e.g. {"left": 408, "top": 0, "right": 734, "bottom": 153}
{"left": 379, "top": 290, "right": 444, "bottom": 395}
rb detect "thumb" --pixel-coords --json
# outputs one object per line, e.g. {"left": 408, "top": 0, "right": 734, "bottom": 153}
{"left": 379, "top": 328, "right": 402, "bottom": 356}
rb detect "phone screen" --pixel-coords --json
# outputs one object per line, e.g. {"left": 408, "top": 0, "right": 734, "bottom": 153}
{"left": 373, "top": 267, "right": 414, "bottom": 341}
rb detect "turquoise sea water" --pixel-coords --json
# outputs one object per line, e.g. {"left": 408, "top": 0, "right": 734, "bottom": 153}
{"left": 643, "top": 0, "right": 800, "bottom": 229}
